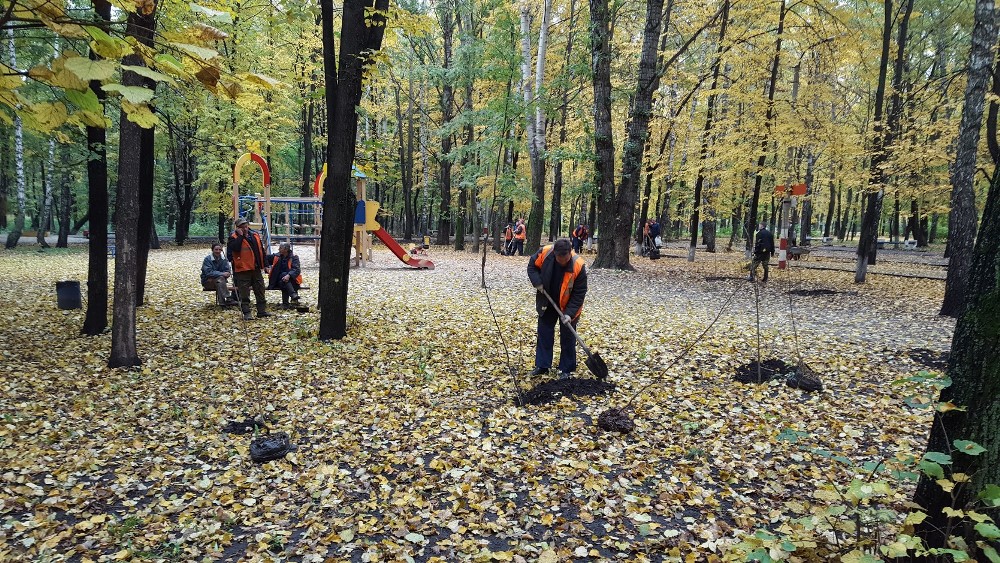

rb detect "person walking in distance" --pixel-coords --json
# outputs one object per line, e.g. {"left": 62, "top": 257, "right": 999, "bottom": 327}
{"left": 228, "top": 217, "right": 272, "bottom": 320}
{"left": 571, "top": 224, "right": 589, "bottom": 254}
{"left": 512, "top": 218, "right": 527, "bottom": 256}
{"left": 749, "top": 222, "right": 775, "bottom": 282}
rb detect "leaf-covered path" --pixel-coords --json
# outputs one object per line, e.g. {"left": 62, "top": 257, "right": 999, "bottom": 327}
{"left": 0, "top": 246, "right": 954, "bottom": 561}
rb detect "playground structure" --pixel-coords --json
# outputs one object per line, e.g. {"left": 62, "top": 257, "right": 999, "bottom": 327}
{"left": 232, "top": 153, "right": 433, "bottom": 270}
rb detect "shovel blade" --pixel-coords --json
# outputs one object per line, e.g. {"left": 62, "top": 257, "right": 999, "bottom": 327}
{"left": 586, "top": 353, "right": 610, "bottom": 381}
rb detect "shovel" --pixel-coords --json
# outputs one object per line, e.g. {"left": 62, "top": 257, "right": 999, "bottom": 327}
{"left": 539, "top": 288, "right": 610, "bottom": 381}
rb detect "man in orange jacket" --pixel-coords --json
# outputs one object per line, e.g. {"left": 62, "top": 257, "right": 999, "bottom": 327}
{"left": 227, "top": 217, "right": 271, "bottom": 320}
{"left": 512, "top": 218, "right": 526, "bottom": 256}
{"left": 527, "top": 238, "right": 588, "bottom": 379}
{"left": 267, "top": 242, "right": 302, "bottom": 308}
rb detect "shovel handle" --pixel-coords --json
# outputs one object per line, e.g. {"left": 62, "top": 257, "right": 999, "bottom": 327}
{"left": 539, "top": 288, "right": 594, "bottom": 356}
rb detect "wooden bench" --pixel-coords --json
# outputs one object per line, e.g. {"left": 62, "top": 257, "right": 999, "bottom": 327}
{"left": 876, "top": 239, "right": 904, "bottom": 250}
{"left": 206, "top": 284, "right": 310, "bottom": 305}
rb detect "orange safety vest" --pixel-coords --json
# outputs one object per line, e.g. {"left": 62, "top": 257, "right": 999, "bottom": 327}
{"left": 534, "top": 245, "right": 585, "bottom": 319}
{"left": 269, "top": 255, "right": 303, "bottom": 285}
{"left": 229, "top": 230, "right": 266, "bottom": 273}
{"left": 514, "top": 224, "right": 526, "bottom": 240}
{"left": 573, "top": 226, "right": 587, "bottom": 239}
{"left": 504, "top": 226, "right": 514, "bottom": 241}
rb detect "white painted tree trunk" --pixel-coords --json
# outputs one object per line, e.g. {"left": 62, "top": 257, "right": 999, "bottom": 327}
{"left": 520, "top": 0, "right": 551, "bottom": 251}
{"left": 4, "top": 29, "right": 26, "bottom": 249}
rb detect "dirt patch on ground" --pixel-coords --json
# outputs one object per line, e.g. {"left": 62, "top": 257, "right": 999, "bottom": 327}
{"left": 733, "top": 359, "right": 794, "bottom": 384}
{"left": 704, "top": 276, "right": 746, "bottom": 282}
{"left": 787, "top": 289, "right": 839, "bottom": 297}
{"left": 907, "top": 348, "right": 949, "bottom": 371}
{"left": 514, "top": 378, "right": 615, "bottom": 406}
{"left": 222, "top": 416, "right": 269, "bottom": 435}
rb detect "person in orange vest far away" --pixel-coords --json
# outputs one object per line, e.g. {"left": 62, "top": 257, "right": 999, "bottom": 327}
{"left": 527, "top": 238, "right": 588, "bottom": 380}
{"left": 227, "top": 217, "right": 272, "bottom": 321}
{"left": 571, "top": 224, "right": 589, "bottom": 254}
{"left": 512, "top": 218, "right": 526, "bottom": 256}
{"left": 503, "top": 222, "right": 515, "bottom": 255}
{"left": 266, "top": 242, "right": 302, "bottom": 309}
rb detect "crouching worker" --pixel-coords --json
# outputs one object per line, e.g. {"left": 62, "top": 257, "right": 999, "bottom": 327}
{"left": 202, "top": 242, "right": 237, "bottom": 306}
{"left": 527, "top": 238, "right": 588, "bottom": 379}
{"left": 267, "top": 242, "right": 302, "bottom": 308}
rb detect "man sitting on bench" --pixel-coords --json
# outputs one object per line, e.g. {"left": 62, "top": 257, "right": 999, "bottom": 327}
{"left": 201, "top": 242, "right": 238, "bottom": 306}
{"left": 267, "top": 242, "right": 302, "bottom": 308}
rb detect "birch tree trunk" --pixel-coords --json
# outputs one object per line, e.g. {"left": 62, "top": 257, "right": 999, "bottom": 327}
{"left": 550, "top": 0, "right": 577, "bottom": 243}
{"left": 521, "top": 0, "right": 551, "bottom": 253}
{"left": 940, "top": 0, "right": 998, "bottom": 315}
{"left": 3, "top": 29, "right": 25, "bottom": 250}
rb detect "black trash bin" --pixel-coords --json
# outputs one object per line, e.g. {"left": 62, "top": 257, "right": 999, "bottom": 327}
{"left": 56, "top": 281, "right": 82, "bottom": 310}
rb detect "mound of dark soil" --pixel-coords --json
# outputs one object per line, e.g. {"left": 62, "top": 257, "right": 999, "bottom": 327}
{"left": 907, "top": 348, "right": 949, "bottom": 370}
{"left": 733, "top": 359, "right": 793, "bottom": 384}
{"left": 787, "top": 289, "right": 838, "bottom": 297}
{"left": 223, "top": 416, "right": 268, "bottom": 435}
{"left": 597, "top": 408, "right": 635, "bottom": 433}
{"left": 514, "top": 377, "right": 615, "bottom": 407}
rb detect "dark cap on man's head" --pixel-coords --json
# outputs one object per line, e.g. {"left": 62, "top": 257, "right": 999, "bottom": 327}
{"left": 235, "top": 217, "right": 249, "bottom": 227}
{"left": 553, "top": 238, "right": 572, "bottom": 256}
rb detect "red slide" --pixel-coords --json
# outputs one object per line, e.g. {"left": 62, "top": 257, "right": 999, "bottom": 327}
{"left": 372, "top": 227, "right": 435, "bottom": 270}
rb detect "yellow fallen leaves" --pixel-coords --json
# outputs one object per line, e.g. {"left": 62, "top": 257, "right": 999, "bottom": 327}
{"left": 0, "top": 245, "right": 953, "bottom": 560}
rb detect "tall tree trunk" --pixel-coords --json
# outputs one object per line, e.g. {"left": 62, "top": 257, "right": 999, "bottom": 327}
{"left": 521, "top": 0, "right": 552, "bottom": 253}
{"left": 437, "top": 3, "right": 455, "bottom": 246}
{"left": 824, "top": 171, "right": 836, "bottom": 237}
{"left": 689, "top": 0, "right": 729, "bottom": 262}
{"left": 550, "top": 0, "right": 577, "bottom": 243}
{"left": 799, "top": 151, "right": 815, "bottom": 245}
{"left": 82, "top": 0, "right": 111, "bottom": 336}
{"left": 301, "top": 83, "right": 316, "bottom": 197}
{"left": 0, "top": 131, "right": 7, "bottom": 231}
{"left": 57, "top": 148, "right": 71, "bottom": 248}
{"left": 589, "top": 0, "right": 617, "bottom": 267}
{"left": 394, "top": 81, "right": 415, "bottom": 241}
{"left": 743, "top": 0, "right": 786, "bottom": 255}
{"left": 318, "top": 0, "right": 389, "bottom": 340}
{"left": 109, "top": 1, "right": 156, "bottom": 367}
{"left": 854, "top": 0, "right": 895, "bottom": 282}
{"left": 940, "top": 0, "right": 998, "bottom": 315}
{"left": 913, "top": 162, "right": 1000, "bottom": 557}
{"left": 135, "top": 113, "right": 156, "bottom": 306}
{"left": 3, "top": 29, "right": 25, "bottom": 249}
{"left": 37, "top": 139, "right": 55, "bottom": 248}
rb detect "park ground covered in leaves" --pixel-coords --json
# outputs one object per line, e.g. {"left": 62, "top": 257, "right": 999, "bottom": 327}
{"left": 0, "top": 244, "right": 956, "bottom": 561}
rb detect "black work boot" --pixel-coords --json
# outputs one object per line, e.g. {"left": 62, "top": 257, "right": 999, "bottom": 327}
{"left": 257, "top": 304, "right": 273, "bottom": 318}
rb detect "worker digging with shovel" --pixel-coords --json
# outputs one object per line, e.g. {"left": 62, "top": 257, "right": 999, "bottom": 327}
{"left": 527, "top": 238, "right": 609, "bottom": 381}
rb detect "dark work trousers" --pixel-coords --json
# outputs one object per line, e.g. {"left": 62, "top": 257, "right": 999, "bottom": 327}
{"left": 750, "top": 251, "right": 771, "bottom": 281}
{"left": 535, "top": 308, "right": 578, "bottom": 374}
{"left": 513, "top": 239, "right": 524, "bottom": 256}
{"left": 234, "top": 269, "right": 267, "bottom": 314}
